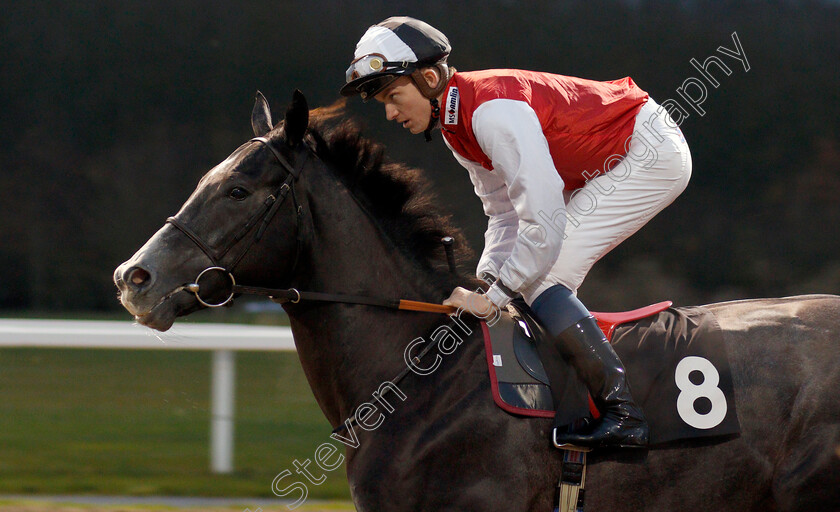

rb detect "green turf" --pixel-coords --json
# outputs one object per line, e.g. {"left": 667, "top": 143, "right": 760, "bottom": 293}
{"left": 0, "top": 347, "right": 350, "bottom": 501}
{"left": 0, "top": 499, "right": 356, "bottom": 511}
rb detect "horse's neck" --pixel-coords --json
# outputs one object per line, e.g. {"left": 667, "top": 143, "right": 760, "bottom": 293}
{"left": 289, "top": 306, "right": 444, "bottom": 427}
{"left": 286, "top": 173, "right": 450, "bottom": 426}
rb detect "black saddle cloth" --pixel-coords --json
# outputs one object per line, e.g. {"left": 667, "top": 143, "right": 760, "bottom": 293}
{"left": 484, "top": 300, "right": 740, "bottom": 446}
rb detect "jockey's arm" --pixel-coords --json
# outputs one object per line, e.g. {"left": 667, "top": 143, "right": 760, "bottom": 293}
{"left": 470, "top": 99, "right": 567, "bottom": 307}
{"left": 447, "top": 147, "right": 517, "bottom": 285}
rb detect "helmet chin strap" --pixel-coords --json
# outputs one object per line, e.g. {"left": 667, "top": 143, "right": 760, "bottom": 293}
{"left": 410, "top": 64, "right": 454, "bottom": 142}
{"left": 424, "top": 98, "right": 441, "bottom": 142}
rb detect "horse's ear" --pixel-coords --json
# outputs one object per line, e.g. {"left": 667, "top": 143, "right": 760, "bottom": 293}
{"left": 251, "top": 91, "right": 273, "bottom": 137}
{"left": 284, "top": 89, "right": 309, "bottom": 146}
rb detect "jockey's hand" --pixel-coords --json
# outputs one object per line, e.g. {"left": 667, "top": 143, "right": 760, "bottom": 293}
{"left": 443, "top": 286, "right": 500, "bottom": 318}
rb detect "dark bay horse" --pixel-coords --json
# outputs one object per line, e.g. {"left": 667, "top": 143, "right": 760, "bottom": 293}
{"left": 114, "top": 91, "right": 840, "bottom": 511}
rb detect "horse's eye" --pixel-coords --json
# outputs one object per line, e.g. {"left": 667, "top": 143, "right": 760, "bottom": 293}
{"left": 228, "top": 187, "right": 250, "bottom": 200}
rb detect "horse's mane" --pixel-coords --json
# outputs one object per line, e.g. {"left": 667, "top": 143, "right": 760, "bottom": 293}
{"left": 299, "top": 102, "right": 476, "bottom": 293}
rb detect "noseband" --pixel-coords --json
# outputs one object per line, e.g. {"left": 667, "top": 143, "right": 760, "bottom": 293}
{"left": 166, "top": 137, "right": 308, "bottom": 307}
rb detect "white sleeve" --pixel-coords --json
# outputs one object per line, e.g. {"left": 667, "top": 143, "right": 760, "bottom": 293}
{"left": 471, "top": 99, "right": 568, "bottom": 308}
{"left": 443, "top": 139, "right": 517, "bottom": 281}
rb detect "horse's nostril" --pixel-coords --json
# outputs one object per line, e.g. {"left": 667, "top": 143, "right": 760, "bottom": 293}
{"left": 127, "top": 267, "right": 151, "bottom": 288}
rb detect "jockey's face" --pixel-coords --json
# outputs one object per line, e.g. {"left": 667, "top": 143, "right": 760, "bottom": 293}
{"left": 374, "top": 77, "right": 432, "bottom": 135}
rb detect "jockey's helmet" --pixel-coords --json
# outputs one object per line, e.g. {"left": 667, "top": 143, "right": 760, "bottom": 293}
{"left": 341, "top": 16, "right": 451, "bottom": 101}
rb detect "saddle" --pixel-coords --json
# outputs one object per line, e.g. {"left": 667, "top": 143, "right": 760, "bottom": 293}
{"left": 483, "top": 299, "right": 740, "bottom": 446}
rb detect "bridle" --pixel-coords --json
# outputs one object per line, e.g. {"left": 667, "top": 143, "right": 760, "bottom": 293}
{"left": 166, "top": 136, "right": 307, "bottom": 308}
{"left": 166, "top": 133, "right": 477, "bottom": 438}
{"left": 165, "top": 135, "right": 456, "bottom": 315}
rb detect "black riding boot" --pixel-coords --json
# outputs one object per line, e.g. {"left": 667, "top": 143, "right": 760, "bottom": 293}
{"left": 549, "top": 316, "right": 648, "bottom": 448}
{"left": 530, "top": 284, "right": 649, "bottom": 450}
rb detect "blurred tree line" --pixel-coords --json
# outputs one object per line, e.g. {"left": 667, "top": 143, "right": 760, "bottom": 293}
{"left": 1, "top": 0, "right": 838, "bottom": 312}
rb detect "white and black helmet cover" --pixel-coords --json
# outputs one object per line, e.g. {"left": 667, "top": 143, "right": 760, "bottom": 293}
{"left": 341, "top": 16, "right": 451, "bottom": 99}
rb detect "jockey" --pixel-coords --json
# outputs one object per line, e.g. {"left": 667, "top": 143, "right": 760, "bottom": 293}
{"left": 341, "top": 16, "right": 692, "bottom": 450}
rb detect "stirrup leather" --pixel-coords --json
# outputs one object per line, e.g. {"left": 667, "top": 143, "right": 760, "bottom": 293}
{"left": 554, "top": 438, "right": 589, "bottom": 512}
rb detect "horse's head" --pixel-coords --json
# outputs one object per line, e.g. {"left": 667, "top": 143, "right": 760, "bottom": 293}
{"left": 114, "top": 91, "right": 311, "bottom": 330}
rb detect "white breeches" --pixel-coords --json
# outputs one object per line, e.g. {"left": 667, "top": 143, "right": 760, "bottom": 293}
{"left": 521, "top": 98, "right": 692, "bottom": 304}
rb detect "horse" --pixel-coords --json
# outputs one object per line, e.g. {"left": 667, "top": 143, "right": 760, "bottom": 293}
{"left": 114, "top": 91, "right": 840, "bottom": 511}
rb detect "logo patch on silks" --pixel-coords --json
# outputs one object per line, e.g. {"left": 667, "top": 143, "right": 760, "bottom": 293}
{"left": 611, "top": 306, "right": 741, "bottom": 445}
{"left": 444, "top": 86, "right": 459, "bottom": 125}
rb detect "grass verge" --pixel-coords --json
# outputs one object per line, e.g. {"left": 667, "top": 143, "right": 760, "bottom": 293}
{"left": 0, "top": 347, "right": 350, "bottom": 501}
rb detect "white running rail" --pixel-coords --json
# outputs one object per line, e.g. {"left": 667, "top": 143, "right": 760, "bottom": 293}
{"left": 0, "top": 318, "right": 295, "bottom": 474}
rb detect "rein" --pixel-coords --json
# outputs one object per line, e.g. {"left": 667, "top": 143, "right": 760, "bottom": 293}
{"left": 167, "top": 136, "right": 458, "bottom": 316}
{"left": 184, "top": 266, "right": 456, "bottom": 314}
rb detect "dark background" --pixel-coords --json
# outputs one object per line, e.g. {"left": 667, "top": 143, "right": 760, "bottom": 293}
{"left": 2, "top": 0, "right": 838, "bottom": 312}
